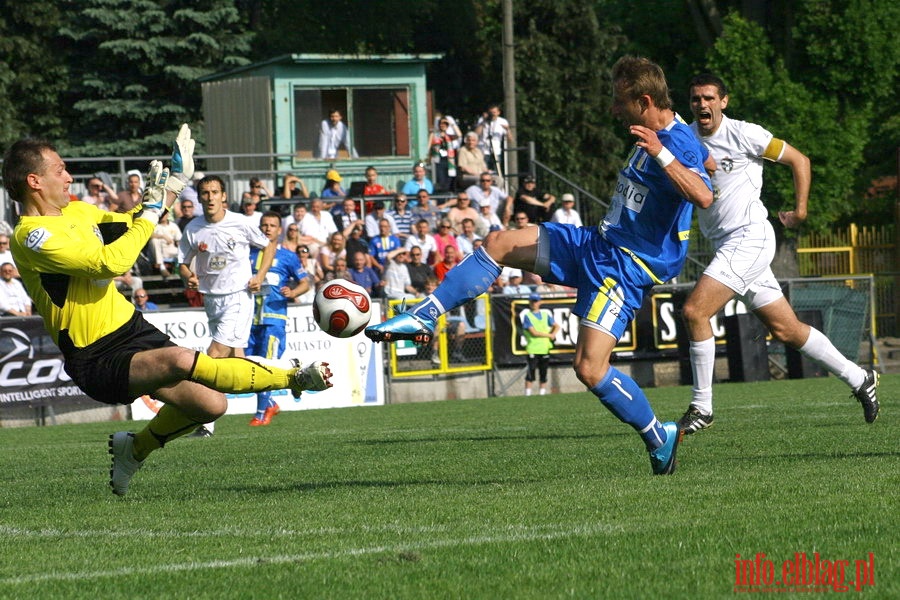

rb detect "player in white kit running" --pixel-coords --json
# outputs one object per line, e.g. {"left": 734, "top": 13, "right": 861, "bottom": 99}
{"left": 179, "top": 175, "right": 276, "bottom": 436}
{"left": 678, "top": 73, "right": 879, "bottom": 433}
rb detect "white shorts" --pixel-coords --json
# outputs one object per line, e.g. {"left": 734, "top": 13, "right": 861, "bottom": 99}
{"left": 704, "top": 220, "right": 783, "bottom": 310}
{"left": 204, "top": 290, "right": 254, "bottom": 347}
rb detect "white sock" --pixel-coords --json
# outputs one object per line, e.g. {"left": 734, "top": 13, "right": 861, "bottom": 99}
{"left": 799, "top": 327, "right": 865, "bottom": 390}
{"left": 525, "top": 388, "right": 532, "bottom": 396}
{"left": 539, "top": 388, "right": 547, "bottom": 395}
{"left": 690, "top": 338, "right": 716, "bottom": 414}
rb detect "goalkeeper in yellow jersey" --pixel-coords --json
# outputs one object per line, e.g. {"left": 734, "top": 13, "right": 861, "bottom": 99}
{"left": 4, "top": 125, "right": 332, "bottom": 496}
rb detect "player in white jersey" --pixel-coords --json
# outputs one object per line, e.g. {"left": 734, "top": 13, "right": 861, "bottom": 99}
{"left": 179, "top": 175, "right": 276, "bottom": 436}
{"left": 678, "top": 74, "right": 879, "bottom": 434}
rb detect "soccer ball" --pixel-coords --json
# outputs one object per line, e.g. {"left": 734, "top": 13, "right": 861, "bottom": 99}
{"left": 313, "top": 278, "right": 372, "bottom": 338}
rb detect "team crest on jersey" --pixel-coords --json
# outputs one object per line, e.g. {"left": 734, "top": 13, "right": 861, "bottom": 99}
{"left": 198, "top": 242, "right": 208, "bottom": 252}
{"left": 720, "top": 158, "right": 734, "bottom": 173}
{"left": 226, "top": 237, "right": 236, "bottom": 250}
{"left": 24, "top": 228, "right": 51, "bottom": 251}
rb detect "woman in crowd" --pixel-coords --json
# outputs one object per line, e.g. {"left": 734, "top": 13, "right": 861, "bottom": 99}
{"left": 318, "top": 231, "right": 347, "bottom": 276}
{"left": 281, "top": 223, "right": 301, "bottom": 254}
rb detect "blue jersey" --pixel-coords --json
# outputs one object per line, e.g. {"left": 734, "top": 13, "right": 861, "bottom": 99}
{"left": 601, "top": 114, "right": 711, "bottom": 283}
{"left": 368, "top": 234, "right": 402, "bottom": 266}
{"left": 250, "top": 246, "right": 308, "bottom": 326}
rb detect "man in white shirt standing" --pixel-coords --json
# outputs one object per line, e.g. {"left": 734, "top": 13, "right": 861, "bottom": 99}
{"left": 317, "top": 109, "right": 356, "bottom": 159}
{"left": 551, "top": 193, "right": 583, "bottom": 227}
{"left": 178, "top": 175, "right": 276, "bottom": 436}
{"left": 678, "top": 73, "right": 879, "bottom": 434}
{"left": 475, "top": 104, "right": 513, "bottom": 174}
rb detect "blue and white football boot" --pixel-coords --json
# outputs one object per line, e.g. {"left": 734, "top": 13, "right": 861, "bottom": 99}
{"left": 365, "top": 310, "right": 436, "bottom": 345}
{"left": 649, "top": 422, "right": 683, "bottom": 475}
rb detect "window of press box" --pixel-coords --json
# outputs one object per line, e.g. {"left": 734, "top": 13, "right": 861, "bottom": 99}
{"left": 293, "top": 87, "right": 411, "bottom": 159}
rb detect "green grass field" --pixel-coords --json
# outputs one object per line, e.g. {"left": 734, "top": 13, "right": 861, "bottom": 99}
{"left": 0, "top": 375, "right": 896, "bottom": 599}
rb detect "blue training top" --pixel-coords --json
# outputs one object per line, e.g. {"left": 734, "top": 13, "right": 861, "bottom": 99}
{"left": 250, "top": 246, "right": 308, "bottom": 326}
{"left": 601, "top": 113, "right": 711, "bottom": 283}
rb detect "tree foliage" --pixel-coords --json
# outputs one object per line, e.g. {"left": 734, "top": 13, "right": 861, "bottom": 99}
{"left": 57, "top": 0, "right": 253, "bottom": 155}
{"left": 611, "top": 0, "right": 898, "bottom": 230}
{"left": 512, "top": 0, "right": 625, "bottom": 215}
{"left": 0, "top": 0, "right": 893, "bottom": 231}
{"left": 249, "top": 0, "right": 488, "bottom": 129}
{"left": 0, "top": 3, "right": 69, "bottom": 146}
{"left": 705, "top": 4, "right": 897, "bottom": 230}
{"left": 791, "top": 0, "right": 900, "bottom": 223}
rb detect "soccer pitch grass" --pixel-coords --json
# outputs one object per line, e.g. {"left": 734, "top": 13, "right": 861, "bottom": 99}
{"left": 0, "top": 375, "right": 895, "bottom": 598}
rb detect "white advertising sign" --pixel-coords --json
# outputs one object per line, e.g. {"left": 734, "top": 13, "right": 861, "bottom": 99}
{"left": 130, "top": 303, "right": 384, "bottom": 421}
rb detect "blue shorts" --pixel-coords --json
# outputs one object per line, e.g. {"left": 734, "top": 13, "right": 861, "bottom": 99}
{"left": 247, "top": 323, "right": 287, "bottom": 360}
{"left": 538, "top": 222, "right": 654, "bottom": 340}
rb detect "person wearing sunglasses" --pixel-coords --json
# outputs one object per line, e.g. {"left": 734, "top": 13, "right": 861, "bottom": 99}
{"left": 465, "top": 171, "right": 512, "bottom": 227}
{"left": 387, "top": 193, "right": 414, "bottom": 243}
{"left": 131, "top": 288, "right": 158, "bottom": 313}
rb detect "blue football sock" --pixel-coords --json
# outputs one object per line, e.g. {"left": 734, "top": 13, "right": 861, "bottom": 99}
{"left": 590, "top": 366, "right": 666, "bottom": 450}
{"left": 412, "top": 247, "right": 502, "bottom": 321}
{"left": 255, "top": 391, "right": 271, "bottom": 420}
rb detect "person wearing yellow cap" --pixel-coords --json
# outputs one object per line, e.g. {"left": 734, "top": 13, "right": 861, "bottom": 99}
{"left": 321, "top": 168, "right": 346, "bottom": 199}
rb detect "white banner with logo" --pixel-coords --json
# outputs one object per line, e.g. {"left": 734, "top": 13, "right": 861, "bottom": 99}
{"left": 131, "top": 303, "right": 384, "bottom": 421}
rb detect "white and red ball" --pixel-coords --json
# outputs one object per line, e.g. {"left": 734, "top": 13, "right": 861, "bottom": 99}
{"left": 313, "top": 278, "right": 372, "bottom": 338}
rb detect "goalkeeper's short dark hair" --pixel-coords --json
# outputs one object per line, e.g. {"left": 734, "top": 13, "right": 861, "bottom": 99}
{"left": 3, "top": 138, "right": 57, "bottom": 203}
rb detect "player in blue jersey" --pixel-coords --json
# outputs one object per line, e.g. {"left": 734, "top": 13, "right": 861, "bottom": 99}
{"left": 367, "top": 56, "right": 714, "bottom": 474}
{"left": 247, "top": 211, "right": 311, "bottom": 426}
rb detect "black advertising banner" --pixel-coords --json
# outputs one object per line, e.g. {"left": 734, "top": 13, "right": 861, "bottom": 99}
{"left": 491, "top": 294, "right": 628, "bottom": 367}
{"left": 491, "top": 287, "right": 742, "bottom": 368}
{"left": 0, "top": 317, "right": 92, "bottom": 408}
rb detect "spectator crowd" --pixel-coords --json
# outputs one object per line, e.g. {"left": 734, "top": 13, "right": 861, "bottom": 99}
{"left": 0, "top": 108, "right": 582, "bottom": 316}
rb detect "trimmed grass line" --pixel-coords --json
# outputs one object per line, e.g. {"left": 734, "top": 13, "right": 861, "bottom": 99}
{"left": 0, "top": 522, "right": 623, "bottom": 585}
{"left": 0, "top": 522, "right": 498, "bottom": 539}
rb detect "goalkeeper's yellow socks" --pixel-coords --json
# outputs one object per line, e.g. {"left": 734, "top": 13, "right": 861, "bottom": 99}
{"left": 133, "top": 404, "right": 204, "bottom": 460}
{"left": 189, "top": 352, "right": 292, "bottom": 394}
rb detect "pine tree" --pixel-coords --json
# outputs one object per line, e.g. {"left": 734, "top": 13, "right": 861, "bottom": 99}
{"left": 59, "top": 0, "right": 253, "bottom": 155}
{"left": 0, "top": 3, "right": 69, "bottom": 146}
